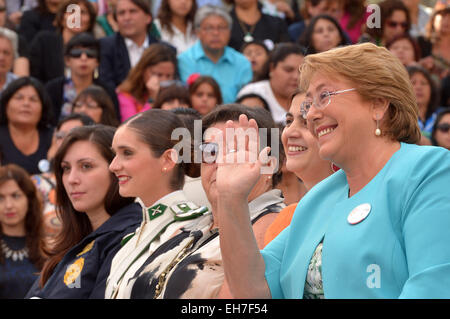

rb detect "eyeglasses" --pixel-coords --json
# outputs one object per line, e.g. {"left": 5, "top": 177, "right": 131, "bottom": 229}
{"left": 199, "top": 142, "right": 219, "bottom": 163}
{"left": 436, "top": 123, "right": 450, "bottom": 133}
{"left": 200, "top": 25, "right": 229, "bottom": 33}
{"left": 386, "top": 21, "right": 408, "bottom": 29}
{"left": 0, "top": 6, "right": 6, "bottom": 12}
{"left": 73, "top": 101, "right": 100, "bottom": 110}
{"left": 300, "top": 88, "right": 356, "bottom": 119}
{"left": 68, "top": 48, "right": 98, "bottom": 59}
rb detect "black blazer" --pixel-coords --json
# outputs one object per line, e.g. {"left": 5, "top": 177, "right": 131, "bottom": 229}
{"left": 45, "top": 77, "right": 120, "bottom": 125}
{"left": 29, "top": 31, "right": 64, "bottom": 84}
{"left": 18, "top": 9, "right": 56, "bottom": 43}
{"left": 98, "top": 32, "right": 160, "bottom": 89}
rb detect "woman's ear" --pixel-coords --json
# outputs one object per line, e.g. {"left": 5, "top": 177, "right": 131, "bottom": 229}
{"left": 160, "top": 148, "right": 178, "bottom": 173}
{"left": 371, "top": 97, "right": 390, "bottom": 121}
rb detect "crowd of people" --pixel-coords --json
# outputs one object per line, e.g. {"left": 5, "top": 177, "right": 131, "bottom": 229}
{"left": 0, "top": 0, "right": 449, "bottom": 299}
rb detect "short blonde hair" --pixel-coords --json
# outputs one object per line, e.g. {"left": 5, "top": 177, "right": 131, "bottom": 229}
{"left": 299, "top": 43, "right": 421, "bottom": 144}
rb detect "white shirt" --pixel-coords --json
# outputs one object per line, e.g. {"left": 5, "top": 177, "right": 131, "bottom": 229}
{"left": 409, "top": 4, "right": 432, "bottom": 38}
{"left": 124, "top": 36, "right": 149, "bottom": 68}
{"left": 153, "top": 19, "right": 197, "bottom": 55}
{"left": 237, "top": 80, "right": 287, "bottom": 124}
{"left": 105, "top": 190, "right": 206, "bottom": 299}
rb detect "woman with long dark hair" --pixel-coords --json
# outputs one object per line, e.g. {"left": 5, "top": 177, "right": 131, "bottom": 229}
{"left": 0, "top": 164, "right": 46, "bottom": 299}
{"left": 25, "top": 125, "right": 141, "bottom": 298}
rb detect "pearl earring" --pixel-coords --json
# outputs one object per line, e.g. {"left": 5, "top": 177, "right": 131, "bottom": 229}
{"left": 375, "top": 117, "right": 381, "bottom": 136}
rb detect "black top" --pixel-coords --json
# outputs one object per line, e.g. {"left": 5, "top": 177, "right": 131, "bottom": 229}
{"left": 0, "top": 125, "right": 53, "bottom": 175}
{"left": 29, "top": 31, "right": 64, "bottom": 84}
{"left": 0, "top": 235, "right": 40, "bottom": 299}
{"left": 18, "top": 9, "right": 57, "bottom": 44}
{"left": 25, "top": 203, "right": 142, "bottom": 299}
{"left": 45, "top": 77, "right": 121, "bottom": 124}
{"left": 228, "top": 6, "right": 290, "bottom": 52}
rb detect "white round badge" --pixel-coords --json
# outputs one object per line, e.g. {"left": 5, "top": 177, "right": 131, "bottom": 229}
{"left": 347, "top": 203, "right": 372, "bottom": 225}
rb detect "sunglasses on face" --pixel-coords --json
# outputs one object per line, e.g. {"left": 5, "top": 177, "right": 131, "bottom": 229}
{"left": 436, "top": 123, "right": 450, "bottom": 133}
{"left": 386, "top": 21, "right": 408, "bottom": 29}
{"left": 68, "top": 48, "right": 98, "bottom": 59}
{"left": 199, "top": 142, "right": 219, "bottom": 163}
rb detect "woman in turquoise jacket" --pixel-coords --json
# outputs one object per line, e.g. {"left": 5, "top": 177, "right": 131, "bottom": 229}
{"left": 214, "top": 42, "right": 450, "bottom": 299}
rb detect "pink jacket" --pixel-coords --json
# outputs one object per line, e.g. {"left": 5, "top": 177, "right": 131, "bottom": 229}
{"left": 117, "top": 91, "right": 152, "bottom": 122}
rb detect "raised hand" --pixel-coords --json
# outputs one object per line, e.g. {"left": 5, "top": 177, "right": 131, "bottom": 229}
{"left": 215, "top": 114, "right": 271, "bottom": 202}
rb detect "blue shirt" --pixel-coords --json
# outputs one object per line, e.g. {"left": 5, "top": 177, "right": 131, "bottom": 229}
{"left": 178, "top": 40, "right": 252, "bottom": 103}
{"left": 262, "top": 143, "right": 450, "bottom": 298}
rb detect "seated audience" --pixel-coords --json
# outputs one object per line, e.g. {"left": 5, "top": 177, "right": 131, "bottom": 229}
{"left": 153, "top": 0, "right": 197, "bottom": 54}
{"left": 430, "top": 108, "right": 450, "bottom": 150}
{"left": 0, "top": 77, "right": 54, "bottom": 175}
{"left": 152, "top": 83, "right": 191, "bottom": 110}
{"left": 237, "top": 42, "right": 304, "bottom": 124}
{"left": 177, "top": 5, "right": 252, "bottom": 104}
{"left": 99, "top": 0, "right": 160, "bottom": 88}
{"left": 386, "top": 33, "right": 421, "bottom": 67}
{"left": 0, "top": 28, "right": 17, "bottom": 93}
{"left": 29, "top": 0, "right": 97, "bottom": 84}
{"left": 240, "top": 40, "right": 270, "bottom": 81}
{"left": 407, "top": 65, "right": 442, "bottom": 137}
{"left": 45, "top": 33, "right": 119, "bottom": 124}
{"left": 71, "top": 85, "right": 120, "bottom": 126}
{"left": 187, "top": 74, "right": 222, "bottom": 115}
{"left": 0, "top": 164, "right": 46, "bottom": 299}
{"left": 226, "top": 0, "right": 290, "bottom": 52}
{"left": 299, "top": 14, "right": 350, "bottom": 55}
{"left": 116, "top": 43, "right": 177, "bottom": 122}
{"left": 361, "top": 0, "right": 411, "bottom": 46}
{"left": 18, "top": 0, "right": 61, "bottom": 43}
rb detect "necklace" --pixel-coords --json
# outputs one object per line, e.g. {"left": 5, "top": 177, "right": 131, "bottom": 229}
{"left": 238, "top": 19, "right": 256, "bottom": 43}
{"left": 1, "top": 239, "right": 29, "bottom": 261}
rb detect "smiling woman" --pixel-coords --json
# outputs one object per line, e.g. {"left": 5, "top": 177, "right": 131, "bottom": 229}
{"left": 215, "top": 43, "right": 450, "bottom": 299}
{"left": 105, "top": 109, "right": 209, "bottom": 299}
{"left": 25, "top": 125, "right": 141, "bottom": 299}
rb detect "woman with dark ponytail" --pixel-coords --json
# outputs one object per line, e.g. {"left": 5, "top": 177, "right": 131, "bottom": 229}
{"left": 106, "top": 109, "right": 208, "bottom": 299}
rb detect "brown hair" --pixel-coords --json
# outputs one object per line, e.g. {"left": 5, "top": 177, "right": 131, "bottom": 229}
{"left": 299, "top": 42, "right": 421, "bottom": 144}
{"left": 54, "top": 0, "right": 97, "bottom": 33}
{"left": 157, "top": 0, "right": 197, "bottom": 36}
{"left": 39, "top": 125, "right": 135, "bottom": 287}
{"left": 118, "top": 44, "right": 178, "bottom": 104}
{"left": 0, "top": 164, "right": 46, "bottom": 269}
{"left": 365, "top": 0, "right": 411, "bottom": 41}
{"left": 188, "top": 75, "right": 223, "bottom": 105}
{"left": 72, "top": 85, "right": 120, "bottom": 127}
{"left": 153, "top": 84, "right": 191, "bottom": 109}
{"left": 123, "top": 109, "right": 195, "bottom": 190}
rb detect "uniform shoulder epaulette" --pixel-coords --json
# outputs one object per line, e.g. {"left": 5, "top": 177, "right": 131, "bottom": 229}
{"left": 170, "top": 202, "right": 209, "bottom": 222}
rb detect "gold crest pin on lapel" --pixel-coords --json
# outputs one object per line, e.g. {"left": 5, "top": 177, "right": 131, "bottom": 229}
{"left": 347, "top": 203, "right": 371, "bottom": 225}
